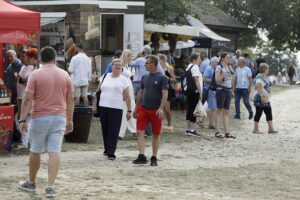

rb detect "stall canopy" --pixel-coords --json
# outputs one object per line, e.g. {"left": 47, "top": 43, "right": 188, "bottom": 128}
{"left": 0, "top": 0, "right": 40, "bottom": 45}
{"left": 186, "top": 15, "right": 230, "bottom": 42}
{"left": 41, "top": 12, "right": 66, "bottom": 26}
{"left": 0, "top": 0, "right": 40, "bottom": 79}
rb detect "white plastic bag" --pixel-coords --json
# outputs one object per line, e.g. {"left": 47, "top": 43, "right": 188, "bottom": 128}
{"left": 193, "top": 100, "right": 207, "bottom": 118}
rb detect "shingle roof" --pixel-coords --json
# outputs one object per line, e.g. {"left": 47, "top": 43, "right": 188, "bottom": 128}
{"left": 190, "top": 1, "right": 248, "bottom": 29}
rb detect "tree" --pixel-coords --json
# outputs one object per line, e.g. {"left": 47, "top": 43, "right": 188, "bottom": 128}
{"left": 112, "top": 0, "right": 191, "bottom": 25}
{"left": 212, "top": 0, "right": 300, "bottom": 51}
{"left": 255, "top": 41, "right": 298, "bottom": 76}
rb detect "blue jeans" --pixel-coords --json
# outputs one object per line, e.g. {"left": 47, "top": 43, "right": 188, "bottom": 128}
{"left": 235, "top": 88, "right": 253, "bottom": 117}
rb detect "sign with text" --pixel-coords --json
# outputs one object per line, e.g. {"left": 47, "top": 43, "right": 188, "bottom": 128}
{"left": 0, "top": 106, "right": 14, "bottom": 152}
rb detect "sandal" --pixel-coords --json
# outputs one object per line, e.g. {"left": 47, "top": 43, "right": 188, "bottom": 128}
{"left": 225, "top": 133, "right": 236, "bottom": 138}
{"left": 252, "top": 130, "right": 262, "bottom": 134}
{"left": 268, "top": 130, "right": 278, "bottom": 134}
{"left": 215, "top": 132, "right": 224, "bottom": 138}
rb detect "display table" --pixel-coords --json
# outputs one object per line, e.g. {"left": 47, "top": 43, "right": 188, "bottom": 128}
{"left": 0, "top": 105, "right": 14, "bottom": 152}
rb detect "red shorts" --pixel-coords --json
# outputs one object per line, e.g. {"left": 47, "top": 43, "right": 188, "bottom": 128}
{"left": 136, "top": 105, "right": 163, "bottom": 135}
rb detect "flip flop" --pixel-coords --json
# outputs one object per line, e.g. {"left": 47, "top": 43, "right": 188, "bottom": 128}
{"left": 215, "top": 132, "right": 224, "bottom": 138}
{"left": 225, "top": 133, "right": 236, "bottom": 138}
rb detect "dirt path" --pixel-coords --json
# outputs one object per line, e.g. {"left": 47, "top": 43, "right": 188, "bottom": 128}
{"left": 1, "top": 87, "right": 300, "bottom": 200}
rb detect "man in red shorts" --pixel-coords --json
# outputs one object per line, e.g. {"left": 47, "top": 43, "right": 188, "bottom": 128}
{"left": 133, "top": 55, "right": 168, "bottom": 166}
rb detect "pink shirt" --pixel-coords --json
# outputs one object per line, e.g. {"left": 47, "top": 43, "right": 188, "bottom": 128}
{"left": 25, "top": 64, "right": 74, "bottom": 118}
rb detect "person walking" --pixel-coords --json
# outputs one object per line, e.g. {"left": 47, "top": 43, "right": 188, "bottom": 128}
{"left": 215, "top": 52, "right": 236, "bottom": 138}
{"left": 158, "top": 54, "right": 177, "bottom": 133}
{"left": 184, "top": 53, "right": 203, "bottom": 137}
{"left": 203, "top": 56, "right": 219, "bottom": 129}
{"left": 68, "top": 44, "right": 92, "bottom": 105}
{"left": 94, "top": 59, "right": 131, "bottom": 160}
{"left": 253, "top": 63, "right": 278, "bottom": 134}
{"left": 18, "top": 46, "right": 74, "bottom": 198}
{"left": 118, "top": 49, "right": 137, "bottom": 139}
{"left": 233, "top": 57, "right": 253, "bottom": 119}
{"left": 132, "top": 55, "right": 168, "bottom": 166}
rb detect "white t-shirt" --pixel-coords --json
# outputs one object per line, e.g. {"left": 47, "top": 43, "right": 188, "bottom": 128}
{"left": 99, "top": 73, "right": 129, "bottom": 109}
{"left": 186, "top": 64, "right": 203, "bottom": 93}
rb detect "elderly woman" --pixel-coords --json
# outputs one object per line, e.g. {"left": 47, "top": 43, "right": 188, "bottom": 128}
{"left": 16, "top": 48, "right": 36, "bottom": 148}
{"left": 93, "top": 59, "right": 131, "bottom": 160}
{"left": 118, "top": 49, "right": 137, "bottom": 139}
{"left": 158, "top": 54, "right": 177, "bottom": 132}
{"left": 253, "top": 63, "right": 277, "bottom": 134}
{"left": 215, "top": 52, "right": 235, "bottom": 138}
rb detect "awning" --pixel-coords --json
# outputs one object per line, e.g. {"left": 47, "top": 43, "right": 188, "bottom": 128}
{"left": 41, "top": 12, "right": 66, "bottom": 26}
{"left": 187, "top": 15, "right": 230, "bottom": 41}
{"left": 159, "top": 40, "right": 195, "bottom": 51}
{"left": 145, "top": 23, "right": 200, "bottom": 37}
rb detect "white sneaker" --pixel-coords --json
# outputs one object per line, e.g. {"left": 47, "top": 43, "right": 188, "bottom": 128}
{"left": 46, "top": 187, "right": 56, "bottom": 198}
{"left": 18, "top": 180, "right": 36, "bottom": 192}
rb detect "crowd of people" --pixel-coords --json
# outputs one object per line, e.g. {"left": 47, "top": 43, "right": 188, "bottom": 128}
{"left": 5, "top": 44, "right": 281, "bottom": 198}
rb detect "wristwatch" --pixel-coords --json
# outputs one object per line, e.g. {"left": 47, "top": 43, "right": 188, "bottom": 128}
{"left": 127, "top": 110, "right": 132, "bottom": 113}
{"left": 19, "top": 120, "right": 26, "bottom": 123}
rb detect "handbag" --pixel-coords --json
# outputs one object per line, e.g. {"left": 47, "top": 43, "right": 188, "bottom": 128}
{"left": 93, "top": 73, "right": 108, "bottom": 117}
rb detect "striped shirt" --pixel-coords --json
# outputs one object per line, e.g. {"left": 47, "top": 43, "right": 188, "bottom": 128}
{"left": 68, "top": 52, "right": 92, "bottom": 86}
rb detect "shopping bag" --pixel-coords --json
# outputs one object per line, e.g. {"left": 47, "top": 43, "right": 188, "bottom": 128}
{"left": 193, "top": 101, "right": 207, "bottom": 118}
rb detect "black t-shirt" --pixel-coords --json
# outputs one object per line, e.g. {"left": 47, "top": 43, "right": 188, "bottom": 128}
{"left": 141, "top": 72, "right": 168, "bottom": 110}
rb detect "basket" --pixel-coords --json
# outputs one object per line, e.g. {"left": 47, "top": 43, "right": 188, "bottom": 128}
{"left": 64, "top": 105, "right": 93, "bottom": 143}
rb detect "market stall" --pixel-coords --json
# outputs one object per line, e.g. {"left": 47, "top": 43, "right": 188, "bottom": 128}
{"left": 0, "top": 0, "right": 40, "bottom": 152}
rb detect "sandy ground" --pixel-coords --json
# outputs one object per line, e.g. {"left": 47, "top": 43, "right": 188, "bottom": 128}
{"left": 1, "top": 86, "right": 300, "bottom": 200}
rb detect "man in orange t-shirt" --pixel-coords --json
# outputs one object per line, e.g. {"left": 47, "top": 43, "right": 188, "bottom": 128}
{"left": 18, "top": 46, "right": 74, "bottom": 198}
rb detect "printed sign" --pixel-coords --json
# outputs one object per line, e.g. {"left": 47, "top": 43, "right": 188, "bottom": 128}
{"left": 0, "top": 30, "right": 39, "bottom": 45}
{"left": 0, "top": 106, "right": 14, "bottom": 152}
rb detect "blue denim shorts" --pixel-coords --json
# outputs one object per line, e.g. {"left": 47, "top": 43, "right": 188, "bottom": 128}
{"left": 29, "top": 115, "right": 66, "bottom": 153}
{"left": 207, "top": 90, "right": 217, "bottom": 110}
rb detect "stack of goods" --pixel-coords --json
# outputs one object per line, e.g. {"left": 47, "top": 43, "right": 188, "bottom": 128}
{"left": 0, "top": 79, "right": 10, "bottom": 104}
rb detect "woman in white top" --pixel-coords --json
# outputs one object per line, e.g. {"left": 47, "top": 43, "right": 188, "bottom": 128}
{"left": 93, "top": 59, "right": 131, "bottom": 160}
{"left": 118, "top": 49, "right": 137, "bottom": 139}
{"left": 16, "top": 48, "right": 36, "bottom": 148}
{"left": 184, "top": 53, "right": 202, "bottom": 137}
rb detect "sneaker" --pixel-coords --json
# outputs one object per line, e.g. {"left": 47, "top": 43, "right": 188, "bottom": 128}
{"left": 249, "top": 112, "right": 254, "bottom": 120}
{"left": 18, "top": 180, "right": 36, "bottom": 192}
{"left": 45, "top": 187, "right": 56, "bottom": 198}
{"left": 187, "top": 130, "right": 201, "bottom": 137}
{"left": 132, "top": 154, "right": 148, "bottom": 164}
{"left": 234, "top": 115, "right": 240, "bottom": 119}
{"left": 184, "top": 130, "right": 189, "bottom": 135}
{"left": 150, "top": 156, "right": 158, "bottom": 166}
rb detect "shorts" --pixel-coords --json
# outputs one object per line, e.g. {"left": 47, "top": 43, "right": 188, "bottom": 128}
{"left": 207, "top": 90, "right": 217, "bottom": 110}
{"left": 201, "top": 88, "right": 209, "bottom": 104}
{"left": 136, "top": 105, "right": 163, "bottom": 135}
{"left": 216, "top": 89, "right": 231, "bottom": 110}
{"left": 29, "top": 115, "right": 66, "bottom": 153}
{"left": 74, "top": 85, "right": 88, "bottom": 98}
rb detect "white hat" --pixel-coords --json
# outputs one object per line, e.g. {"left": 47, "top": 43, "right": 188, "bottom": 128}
{"left": 210, "top": 56, "right": 219, "bottom": 64}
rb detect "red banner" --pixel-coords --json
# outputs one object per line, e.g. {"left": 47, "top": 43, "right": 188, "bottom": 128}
{"left": 0, "top": 105, "right": 14, "bottom": 152}
{"left": 0, "top": 30, "right": 39, "bottom": 46}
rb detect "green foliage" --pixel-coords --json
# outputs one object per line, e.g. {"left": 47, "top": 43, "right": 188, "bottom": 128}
{"left": 112, "top": 0, "right": 191, "bottom": 25}
{"left": 256, "top": 41, "right": 298, "bottom": 75}
{"left": 212, "top": 0, "right": 300, "bottom": 51}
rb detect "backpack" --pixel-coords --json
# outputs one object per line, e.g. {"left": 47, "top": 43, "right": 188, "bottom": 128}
{"left": 181, "top": 64, "right": 197, "bottom": 95}
{"left": 210, "top": 64, "right": 223, "bottom": 91}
